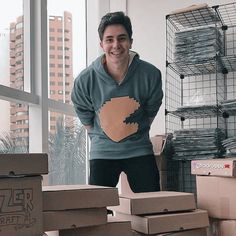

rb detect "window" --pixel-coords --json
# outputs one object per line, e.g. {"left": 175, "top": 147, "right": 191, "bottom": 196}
{"left": 48, "top": 111, "right": 86, "bottom": 185}
{"left": 0, "top": 0, "right": 87, "bottom": 187}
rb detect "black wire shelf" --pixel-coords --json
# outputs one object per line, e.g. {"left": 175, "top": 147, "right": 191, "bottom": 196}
{"left": 167, "top": 104, "right": 223, "bottom": 119}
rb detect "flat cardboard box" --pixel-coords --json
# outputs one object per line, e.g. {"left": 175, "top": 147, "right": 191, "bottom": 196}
{"left": 42, "top": 185, "right": 119, "bottom": 211}
{"left": 191, "top": 158, "right": 236, "bottom": 177}
{"left": 0, "top": 176, "right": 43, "bottom": 236}
{"left": 43, "top": 208, "right": 107, "bottom": 231}
{"left": 0, "top": 153, "right": 48, "bottom": 176}
{"left": 197, "top": 175, "right": 236, "bottom": 219}
{"left": 133, "top": 227, "right": 207, "bottom": 235}
{"left": 111, "top": 191, "right": 196, "bottom": 215}
{"left": 116, "top": 209, "right": 209, "bottom": 234}
{"left": 59, "top": 216, "right": 133, "bottom": 236}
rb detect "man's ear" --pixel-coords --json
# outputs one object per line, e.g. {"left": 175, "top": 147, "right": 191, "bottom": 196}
{"left": 130, "top": 38, "right": 133, "bottom": 49}
{"left": 100, "top": 41, "right": 103, "bottom": 49}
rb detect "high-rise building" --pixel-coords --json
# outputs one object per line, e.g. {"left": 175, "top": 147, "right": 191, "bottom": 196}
{"left": 9, "top": 12, "right": 73, "bottom": 149}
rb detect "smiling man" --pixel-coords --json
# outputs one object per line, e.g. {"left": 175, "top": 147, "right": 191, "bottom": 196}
{"left": 71, "top": 11, "right": 163, "bottom": 193}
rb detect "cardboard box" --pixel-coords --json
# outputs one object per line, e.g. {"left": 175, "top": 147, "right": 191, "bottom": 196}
{"left": 59, "top": 216, "right": 133, "bottom": 236}
{"left": 191, "top": 158, "right": 236, "bottom": 177}
{"left": 111, "top": 191, "right": 196, "bottom": 215}
{"left": 219, "top": 220, "right": 236, "bottom": 236}
{"left": 0, "top": 153, "right": 48, "bottom": 176}
{"left": 151, "top": 135, "right": 167, "bottom": 171}
{"left": 43, "top": 207, "right": 107, "bottom": 231}
{"left": 133, "top": 227, "right": 208, "bottom": 235}
{"left": 0, "top": 176, "right": 43, "bottom": 236}
{"left": 42, "top": 185, "right": 119, "bottom": 211}
{"left": 159, "top": 171, "right": 168, "bottom": 191}
{"left": 197, "top": 175, "right": 236, "bottom": 219}
{"left": 116, "top": 209, "right": 209, "bottom": 234}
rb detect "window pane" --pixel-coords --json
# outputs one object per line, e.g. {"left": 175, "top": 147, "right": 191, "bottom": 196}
{"left": 48, "top": 0, "right": 86, "bottom": 103}
{"left": 48, "top": 111, "right": 86, "bottom": 185}
{"left": 0, "top": 1, "right": 25, "bottom": 91}
{"left": 0, "top": 100, "right": 29, "bottom": 153}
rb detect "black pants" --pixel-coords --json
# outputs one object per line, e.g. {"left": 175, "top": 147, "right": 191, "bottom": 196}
{"left": 89, "top": 154, "right": 160, "bottom": 193}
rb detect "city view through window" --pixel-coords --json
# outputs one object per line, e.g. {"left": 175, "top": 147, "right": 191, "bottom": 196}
{"left": 0, "top": 0, "right": 87, "bottom": 185}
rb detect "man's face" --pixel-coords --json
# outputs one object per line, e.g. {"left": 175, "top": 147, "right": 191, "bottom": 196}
{"left": 100, "top": 24, "right": 133, "bottom": 64}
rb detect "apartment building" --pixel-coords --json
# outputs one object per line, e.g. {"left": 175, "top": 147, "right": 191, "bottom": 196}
{"left": 9, "top": 12, "right": 73, "bottom": 149}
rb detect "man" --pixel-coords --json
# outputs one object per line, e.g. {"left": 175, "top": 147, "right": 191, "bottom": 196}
{"left": 71, "top": 11, "right": 163, "bottom": 192}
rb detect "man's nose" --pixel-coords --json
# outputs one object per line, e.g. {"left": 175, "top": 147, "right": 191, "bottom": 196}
{"left": 113, "top": 39, "right": 120, "bottom": 48}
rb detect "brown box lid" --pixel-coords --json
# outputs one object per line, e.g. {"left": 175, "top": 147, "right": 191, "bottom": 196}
{"left": 59, "top": 216, "right": 133, "bottom": 236}
{"left": 43, "top": 208, "right": 107, "bottom": 231}
{"left": 0, "top": 176, "right": 43, "bottom": 236}
{"left": 0, "top": 153, "right": 48, "bottom": 176}
{"left": 191, "top": 158, "right": 236, "bottom": 177}
{"left": 111, "top": 191, "right": 196, "bottom": 215}
{"left": 43, "top": 185, "right": 119, "bottom": 211}
{"left": 116, "top": 209, "right": 209, "bottom": 234}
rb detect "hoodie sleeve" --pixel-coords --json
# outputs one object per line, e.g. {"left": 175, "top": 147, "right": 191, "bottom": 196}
{"left": 71, "top": 75, "right": 95, "bottom": 126}
{"left": 145, "top": 69, "right": 163, "bottom": 118}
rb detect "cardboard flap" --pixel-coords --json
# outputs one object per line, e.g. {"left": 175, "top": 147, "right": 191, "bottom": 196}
{"left": 151, "top": 135, "right": 167, "bottom": 155}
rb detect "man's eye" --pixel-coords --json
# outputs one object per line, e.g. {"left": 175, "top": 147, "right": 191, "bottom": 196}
{"left": 105, "top": 39, "right": 113, "bottom": 43}
{"left": 118, "top": 37, "right": 126, "bottom": 42}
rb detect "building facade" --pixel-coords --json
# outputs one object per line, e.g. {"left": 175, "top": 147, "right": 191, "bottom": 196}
{"left": 9, "top": 12, "right": 73, "bottom": 150}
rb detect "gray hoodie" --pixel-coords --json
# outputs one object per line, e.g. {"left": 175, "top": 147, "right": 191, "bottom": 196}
{"left": 71, "top": 52, "right": 163, "bottom": 160}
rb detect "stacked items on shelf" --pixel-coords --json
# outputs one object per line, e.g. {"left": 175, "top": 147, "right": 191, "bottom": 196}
{"left": 169, "top": 3, "right": 219, "bottom": 29}
{"left": 222, "top": 136, "right": 236, "bottom": 157}
{"left": 174, "top": 26, "right": 222, "bottom": 64}
{"left": 0, "top": 153, "right": 48, "bottom": 236}
{"left": 42, "top": 185, "right": 133, "bottom": 236}
{"left": 191, "top": 158, "right": 236, "bottom": 236}
{"left": 172, "top": 128, "right": 225, "bottom": 160}
{"left": 221, "top": 99, "right": 236, "bottom": 116}
{"left": 172, "top": 104, "right": 218, "bottom": 119}
{"left": 110, "top": 191, "right": 209, "bottom": 235}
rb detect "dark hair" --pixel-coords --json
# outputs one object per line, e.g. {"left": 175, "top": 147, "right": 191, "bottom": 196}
{"left": 98, "top": 11, "right": 133, "bottom": 41}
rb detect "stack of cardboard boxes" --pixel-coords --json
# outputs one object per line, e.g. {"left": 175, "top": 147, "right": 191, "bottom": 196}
{"left": 0, "top": 153, "right": 134, "bottom": 235}
{"left": 110, "top": 191, "right": 209, "bottom": 235}
{"left": 192, "top": 158, "right": 236, "bottom": 236}
{"left": 0, "top": 153, "right": 48, "bottom": 236}
{"left": 42, "top": 184, "right": 133, "bottom": 235}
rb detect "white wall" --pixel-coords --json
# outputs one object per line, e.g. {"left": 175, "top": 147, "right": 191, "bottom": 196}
{"left": 87, "top": 0, "right": 234, "bottom": 136}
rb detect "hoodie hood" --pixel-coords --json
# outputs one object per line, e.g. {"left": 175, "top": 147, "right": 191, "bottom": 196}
{"left": 91, "top": 51, "right": 140, "bottom": 85}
